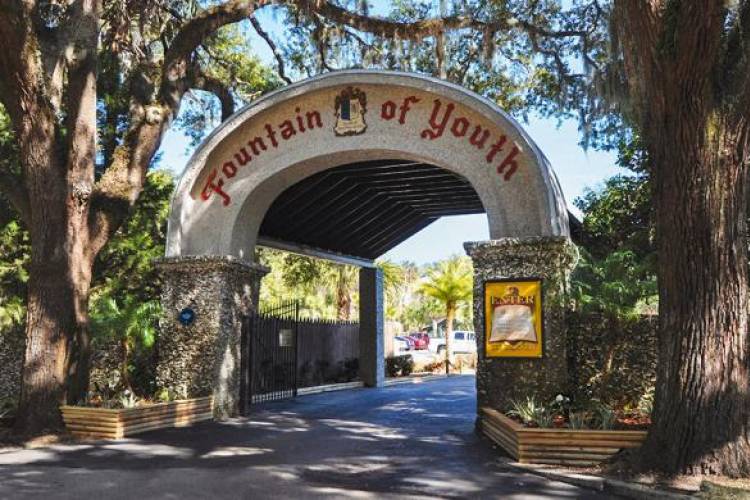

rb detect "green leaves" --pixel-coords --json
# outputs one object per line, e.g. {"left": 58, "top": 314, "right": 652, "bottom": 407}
{"left": 175, "top": 24, "right": 283, "bottom": 147}
{"left": 575, "top": 174, "right": 654, "bottom": 263}
{"left": 572, "top": 173, "right": 657, "bottom": 319}
{"left": 419, "top": 256, "right": 473, "bottom": 305}
{"left": 92, "top": 170, "right": 175, "bottom": 304}
{"left": 257, "top": 248, "right": 359, "bottom": 320}
{"left": 0, "top": 187, "right": 29, "bottom": 332}
{"left": 90, "top": 295, "right": 161, "bottom": 349}
{"left": 571, "top": 248, "right": 657, "bottom": 320}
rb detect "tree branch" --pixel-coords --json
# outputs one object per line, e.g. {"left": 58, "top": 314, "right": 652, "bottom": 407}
{"left": 62, "top": 0, "right": 99, "bottom": 199}
{"left": 0, "top": 1, "right": 41, "bottom": 127}
{"left": 311, "top": 15, "right": 335, "bottom": 72}
{"left": 161, "top": 0, "right": 271, "bottom": 109}
{"left": 249, "top": 15, "right": 292, "bottom": 84}
{"left": 90, "top": 0, "right": 274, "bottom": 253}
{"left": 88, "top": 113, "right": 167, "bottom": 257}
{"left": 295, "top": 0, "right": 586, "bottom": 41}
{"left": 191, "top": 67, "right": 235, "bottom": 120}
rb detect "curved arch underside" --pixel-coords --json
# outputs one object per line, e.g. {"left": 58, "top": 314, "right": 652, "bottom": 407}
{"left": 259, "top": 159, "right": 485, "bottom": 259}
{"left": 166, "top": 71, "right": 570, "bottom": 261}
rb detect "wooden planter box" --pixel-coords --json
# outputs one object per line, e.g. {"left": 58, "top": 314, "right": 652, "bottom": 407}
{"left": 61, "top": 397, "right": 213, "bottom": 440}
{"left": 480, "top": 407, "right": 647, "bottom": 466}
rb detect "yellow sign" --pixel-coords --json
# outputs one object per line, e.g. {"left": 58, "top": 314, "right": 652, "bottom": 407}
{"left": 484, "top": 279, "right": 543, "bottom": 358}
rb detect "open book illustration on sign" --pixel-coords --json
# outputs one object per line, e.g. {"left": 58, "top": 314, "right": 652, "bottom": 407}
{"left": 489, "top": 287, "right": 538, "bottom": 343}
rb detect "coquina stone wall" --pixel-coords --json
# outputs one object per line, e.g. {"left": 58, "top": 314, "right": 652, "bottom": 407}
{"left": 0, "top": 326, "right": 24, "bottom": 403}
{"left": 88, "top": 340, "right": 125, "bottom": 394}
{"left": 466, "top": 237, "right": 578, "bottom": 412}
{"left": 1, "top": 330, "right": 125, "bottom": 405}
{"left": 567, "top": 311, "right": 657, "bottom": 407}
{"left": 155, "top": 256, "right": 267, "bottom": 418}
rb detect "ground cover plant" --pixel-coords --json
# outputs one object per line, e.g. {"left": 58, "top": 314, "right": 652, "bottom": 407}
{"left": 506, "top": 394, "right": 650, "bottom": 431}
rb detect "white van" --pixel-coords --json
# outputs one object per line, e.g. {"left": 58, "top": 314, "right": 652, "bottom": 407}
{"left": 430, "top": 331, "right": 477, "bottom": 355}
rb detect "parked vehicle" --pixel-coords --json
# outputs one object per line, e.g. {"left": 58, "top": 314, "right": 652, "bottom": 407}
{"left": 407, "top": 332, "right": 430, "bottom": 350}
{"left": 403, "top": 336, "right": 416, "bottom": 350}
{"left": 394, "top": 336, "right": 413, "bottom": 352}
{"left": 430, "top": 331, "right": 477, "bottom": 355}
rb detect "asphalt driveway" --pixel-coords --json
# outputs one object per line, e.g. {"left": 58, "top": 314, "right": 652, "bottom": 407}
{"left": 0, "top": 376, "right": 614, "bottom": 499}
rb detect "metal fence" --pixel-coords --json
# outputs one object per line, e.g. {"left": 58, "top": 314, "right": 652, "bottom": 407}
{"left": 297, "top": 318, "right": 359, "bottom": 388}
{"left": 241, "top": 301, "right": 360, "bottom": 412}
{"left": 241, "top": 301, "right": 299, "bottom": 411}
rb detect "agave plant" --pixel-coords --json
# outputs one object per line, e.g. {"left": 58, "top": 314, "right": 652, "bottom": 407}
{"left": 119, "top": 390, "right": 138, "bottom": 409}
{"left": 595, "top": 402, "right": 618, "bottom": 430}
{"left": 508, "top": 396, "right": 543, "bottom": 426}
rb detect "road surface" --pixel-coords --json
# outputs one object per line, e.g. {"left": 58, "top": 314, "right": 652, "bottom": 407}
{"left": 0, "top": 376, "right": 614, "bottom": 499}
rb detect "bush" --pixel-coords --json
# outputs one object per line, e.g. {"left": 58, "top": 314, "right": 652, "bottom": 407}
{"left": 422, "top": 360, "right": 446, "bottom": 373}
{"left": 401, "top": 356, "right": 414, "bottom": 376}
{"left": 386, "top": 355, "right": 414, "bottom": 377}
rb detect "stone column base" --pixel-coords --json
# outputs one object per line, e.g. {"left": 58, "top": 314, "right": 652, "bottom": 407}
{"left": 154, "top": 256, "right": 268, "bottom": 418}
{"left": 465, "top": 237, "right": 578, "bottom": 412}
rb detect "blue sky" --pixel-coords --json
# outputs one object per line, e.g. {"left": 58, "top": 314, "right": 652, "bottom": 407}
{"left": 159, "top": 7, "right": 629, "bottom": 265}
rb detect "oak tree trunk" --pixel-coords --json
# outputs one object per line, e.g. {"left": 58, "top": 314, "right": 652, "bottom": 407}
{"left": 14, "top": 171, "right": 94, "bottom": 435}
{"left": 639, "top": 113, "right": 750, "bottom": 476}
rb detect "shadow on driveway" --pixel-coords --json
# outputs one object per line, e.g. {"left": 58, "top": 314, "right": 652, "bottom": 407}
{"left": 0, "top": 376, "right": 614, "bottom": 499}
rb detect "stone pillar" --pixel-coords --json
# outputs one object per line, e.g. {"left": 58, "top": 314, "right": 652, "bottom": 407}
{"left": 155, "top": 256, "right": 268, "bottom": 418}
{"left": 465, "top": 237, "right": 578, "bottom": 412}
{"left": 359, "top": 267, "right": 385, "bottom": 387}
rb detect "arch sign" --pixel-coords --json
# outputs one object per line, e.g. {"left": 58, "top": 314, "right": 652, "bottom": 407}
{"left": 166, "top": 71, "right": 569, "bottom": 260}
{"left": 158, "top": 71, "right": 576, "bottom": 419}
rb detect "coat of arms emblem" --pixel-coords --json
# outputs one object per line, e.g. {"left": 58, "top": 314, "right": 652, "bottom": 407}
{"left": 334, "top": 87, "right": 367, "bottom": 136}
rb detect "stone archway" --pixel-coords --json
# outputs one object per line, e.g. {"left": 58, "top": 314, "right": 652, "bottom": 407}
{"left": 157, "top": 70, "right": 577, "bottom": 418}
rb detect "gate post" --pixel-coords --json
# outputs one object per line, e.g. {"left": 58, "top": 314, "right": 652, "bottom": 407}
{"left": 359, "top": 267, "right": 385, "bottom": 387}
{"left": 465, "top": 237, "right": 578, "bottom": 412}
{"left": 154, "top": 256, "right": 268, "bottom": 418}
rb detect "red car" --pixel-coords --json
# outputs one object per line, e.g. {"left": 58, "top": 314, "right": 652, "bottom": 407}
{"left": 408, "top": 332, "right": 430, "bottom": 350}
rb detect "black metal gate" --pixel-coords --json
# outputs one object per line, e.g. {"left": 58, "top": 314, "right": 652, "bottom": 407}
{"left": 241, "top": 301, "right": 299, "bottom": 413}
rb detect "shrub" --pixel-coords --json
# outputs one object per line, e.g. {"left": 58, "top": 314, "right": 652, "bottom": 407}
{"left": 401, "top": 356, "right": 414, "bottom": 376}
{"left": 422, "top": 360, "right": 446, "bottom": 373}
{"left": 341, "top": 358, "right": 359, "bottom": 381}
{"left": 385, "top": 355, "right": 414, "bottom": 377}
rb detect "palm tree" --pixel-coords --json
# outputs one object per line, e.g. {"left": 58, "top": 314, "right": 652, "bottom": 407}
{"left": 90, "top": 297, "right": 160, "bottom": 391}
{"left": 331, "top": 264, "right": 358, "bottom": 320}
{"left": 419, "top": 256, "right": 473, "bottom": 372}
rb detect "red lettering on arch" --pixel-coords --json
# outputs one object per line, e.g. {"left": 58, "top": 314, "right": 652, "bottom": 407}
{"left": 497, "top": 146, "right": 521, "bottom": 181}
{"left": 200, "top": 169, "right": 231, "bottom": 206}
